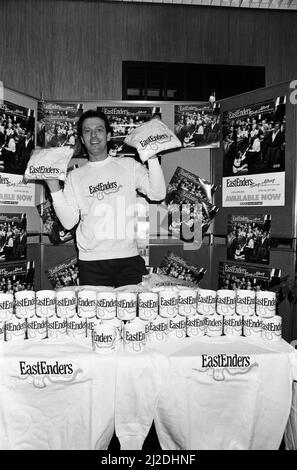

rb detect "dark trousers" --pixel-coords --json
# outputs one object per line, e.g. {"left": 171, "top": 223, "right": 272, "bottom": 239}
{"left": 78, "top": 255, "right": 148, "bottom": 287}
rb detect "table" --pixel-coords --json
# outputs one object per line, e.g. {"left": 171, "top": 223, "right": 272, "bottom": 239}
{"left": 0, "top": 336, "right": 296, "bottom": 450}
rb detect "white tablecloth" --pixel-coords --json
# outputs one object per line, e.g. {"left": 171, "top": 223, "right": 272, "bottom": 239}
{"left": 0, "top": 336, "right": 296, "bottom": 450}
{"left": 0, "top": 338, "right": 116, "bottom": 450}
{"left": 150, "top": 336, "right": 297, "bottom": 450}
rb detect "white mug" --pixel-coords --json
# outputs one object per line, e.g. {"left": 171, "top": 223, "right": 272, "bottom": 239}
{"left": 223, "top": 315, "right": 243, "bottom": 337}
{"left": 197, "top": 289, "right": 217, "bottom": 316}
{"left": 178, "top": 289, "right": 197, "bottom": 317}
{"left": 5, "top": 317, "right": 26, "bottom": 342}
{"left": 205, "top": 313, "right": 223, "bottom": 337}
{"left": 261, "top": 315, "right": 282, "bottom": 341}
{"left": 138, "top": 292, "right": 158, "bottom": 321}
{"left": 243, "top": 315, "right": 262, "bottom": 338}
{"left": 168, "top": 314, "right": 186, "bottom": 340}
{"left": 123, "top": 318, "right": 146, "bottom": 353}
{"left": 236, "top": 289, "right": 255, "bottom": 317}
{"left": 96, "top": 292, "right": 117, "bottom": 320}
{"left": 77, "top": 290, "right": 97, "bottom": 319}
{"left": 67, "top": 317, "right": 87, "bottom": 339}
{"left": 255, "top": 291, "right": 276, "bottom": 318}
{"left": 0, "top": 293, "right": 13, "bottom": 321}
{"left": 116, "top": 292, "right": 137, "bottom": 321}
{"left": 92, "top": 321, "right": 119, "bottom": 354}
{"left": 186, "top": 314, "right": 205, "bottom": 337}
{"left": 159, "top": 289, "right": 178, "bottom": 319}
{"left": 216, "top": 289, "right": 236, "bottom": 316}
{"left": 56, "top": 290, "right": 76, "bottom": 318}
{"left": 14, "top": 290, "right": 35, "bottom": 319}
{"left": 36, "top": 290, "right": 56, "bottom": 318}
{"left": 147, "top": 315, "right": 168, "bottom": 342}
{"left": 47, "top": 318, "right": 67, "bottom": 339}
{"left": 26, "top": 317, "right": 47, "bottom": 341}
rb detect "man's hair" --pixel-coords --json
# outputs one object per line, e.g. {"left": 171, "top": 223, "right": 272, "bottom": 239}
{"left": 77, "top": 109, "right": 112, "bottom": 137}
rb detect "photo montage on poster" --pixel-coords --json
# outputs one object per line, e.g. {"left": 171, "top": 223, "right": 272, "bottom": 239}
{"left": 163, "top": 166, "right": 218, "bottom": 248}
{"left": 174, "top": 103, "right": 221, "bottom": 149}
{"left": 0, "top": 100, "right": 35, "bottom": 175}
{"left": 0, "top": 213, "right": 27, "bottom": 262}
{"left": 97, "top": 105, "right": 161, "bottom": 159}
{"left": 227, "top": 214, "right": 271, "bottom": 265}
{"left": 222, "top": 96, "right": 286, "bottom": 207}
{"left": 47, "top": 256, "right": 78, "bottom": 289}
{"left": 218, "top": 262, "right": 281, "bottom": 291}
{"left": 0, "top": 260, "right": 34, "bottom": 293}
{"left": 37, "top": 101, "right": 83, "bottom": 156}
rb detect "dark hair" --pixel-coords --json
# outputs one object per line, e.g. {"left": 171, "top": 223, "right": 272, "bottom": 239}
{"left": 77, "top": 109, "right": 112, "bottom": 138}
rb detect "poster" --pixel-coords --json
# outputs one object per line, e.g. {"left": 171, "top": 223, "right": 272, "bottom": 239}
{"left": 37, "top": 196, "right": 74, "bottom": 245}
{"left": 159, "top": 251, "right": 207, "bottom": 286}
{"left": 0, "top": 260, "right": 34, "bottom": 293}
{"left": 0, "top": 213, "right": 27, "bottom": 262}
{"left": 222, "top": 96, "right": 286, "bottom": 207}
{"left": 174, "top": 104, "right": 221, "bottom": 149}
{"left": 227, "top": 214, "right": 271, "bottom": 265}
{"left": 0, "top": 173, "right": 35, "bottom": 206}
{"left": 37, "top": 101, "right": 83, "bottom": 153}
{"left": 218, "top": 261, "right": 281, "bottom": 291}
{"left": 0, "top": 100, "right": 35, "bottom": 174}
{"left": 98, "top": 106, "right": 161, "bottom": 158}
{"left": 164, "top": 166, "right": 218, "bottom": 237}
{"left": 47, "top": 255, "right": 79, "bottom": 288}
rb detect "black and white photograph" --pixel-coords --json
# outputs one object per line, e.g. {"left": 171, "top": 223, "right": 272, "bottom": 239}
{"left": 175, "top": 104, "right": 221, "bottom": 149}
{"left": 0, "top": 213, "right": 27, "bottom": 262}
{"left": 1, "top": 0, "right": 297, "bottom": 454}
{"left": 223, "top": 97, "right": 286, "bottom": 177}
{"left": 165, "top": 166, "right": 218, "bottom": 236}
{"left": 159, "top": 250, "right": 207, "bottom": 285}
{"left": 218, "top": 261, "right": 281, "bottom": 292}
{"left": 0, "top": 101, "right": 35, "bottom": 174}
{"left": 47, "top": 255, "right": 79, "bottom": 288}
{"left": 0, "top": 260, "right": 34, "bottom": 293}
{"left": 98, "top": 105, "right": 161, "bottom": 158}
{"left": 227, "top": 214, "right": 271, "bottom": 264}
{"left": 37, "top": 101, "right": 83, "bottom": 151}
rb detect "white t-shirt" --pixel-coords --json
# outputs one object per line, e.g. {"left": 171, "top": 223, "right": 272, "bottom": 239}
{"left": 52, "top": 156, "right": 165, "bottom": 261}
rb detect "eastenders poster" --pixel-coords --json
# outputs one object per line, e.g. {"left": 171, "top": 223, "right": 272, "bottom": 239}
{"left": 98, "top": 105, "right": 161, "bottom": 159}
{"left": 222, "top": 96, "right": 286, "bottom": 207}
{"left": 218, "top": 261, "right": 281, "bottom": 291}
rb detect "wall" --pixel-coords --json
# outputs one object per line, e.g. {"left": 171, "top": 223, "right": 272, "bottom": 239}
{"left": 0, "top": 0, "right": 297, "bottom": 101}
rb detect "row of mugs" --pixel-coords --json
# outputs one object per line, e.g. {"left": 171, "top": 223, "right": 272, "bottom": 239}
{"left": 0, "top": 288, "right": 277, "bottom": 322}
{"left": 0, "top": 312, "right": 282, "bottom": 350}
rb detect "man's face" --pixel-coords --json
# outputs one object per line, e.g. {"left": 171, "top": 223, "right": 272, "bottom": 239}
{"left": 81, "top": 117, "right": 111, "bottom": 160}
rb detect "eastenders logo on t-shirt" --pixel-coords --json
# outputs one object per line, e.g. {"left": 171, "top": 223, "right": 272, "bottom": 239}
{"left": 139, "top": 134, "right": 170, "bottom": 148}
{"left": 29, "top": 166, "right": 59, "bottom": 174}
{"left": 89, "top": 181, "right": 118, "bottom": 195}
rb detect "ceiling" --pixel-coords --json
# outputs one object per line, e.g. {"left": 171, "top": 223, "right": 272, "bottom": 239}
{"left": 106, "top": 0, "right": 297, "bottom": 10}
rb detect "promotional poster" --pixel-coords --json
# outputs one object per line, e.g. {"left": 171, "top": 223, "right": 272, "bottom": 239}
{"left": 159, "top": 250, "right": 207, "bottom": 285}
{"left": 218, "top": 261, "right": 281, "bottom": 291}
{"left": 98, "top": 105, "right": 161, "bottom": 158}
{"left": 0, "top": 172, "right": 35, "bottom": 206}
{"left": 0, "top": 100, "right": 35, "bottom": 175}
{"left": 0, "top": 212, "right": 27, "bottom": 262}
{"left": 0, "top": 260, "right": 34, "bottom": 293}
{"left": 227, "top": 214, "right": 271, "bottom": 264}
{"left": 37, "top": 101, "right": 83, "bottom": 152}
{"left": 222, "top": 96, "right": 286, "bottom": 207}
{"left": 174, "top": 103, "right": 221, "bottom": 149}
{"left": 165, "top": 166, "right": 218, "bottom": 237}
{"left": 47, "top": 255, "right": 78, "bottom": 288}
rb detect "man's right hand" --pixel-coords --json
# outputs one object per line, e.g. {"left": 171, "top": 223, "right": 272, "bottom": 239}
{"left": 46, "top": 179, "right": 61, "bottom": 193}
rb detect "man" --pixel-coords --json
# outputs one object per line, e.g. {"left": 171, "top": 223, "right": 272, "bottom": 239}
{"left": 264, "top": 121, "right": 285, "bottom": 170}
{"left": 46, "top": 109, "right": 166, "bottom": 287}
